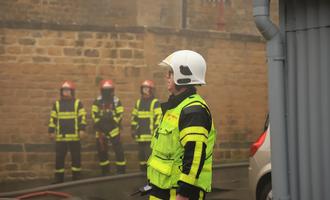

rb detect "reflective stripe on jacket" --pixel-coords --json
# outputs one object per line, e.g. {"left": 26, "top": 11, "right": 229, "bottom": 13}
{"left": 131, "top": 98, "right": 162, "bottom": 142}
{"left": 48, "top": 99, "right": 86, "bottom": 141}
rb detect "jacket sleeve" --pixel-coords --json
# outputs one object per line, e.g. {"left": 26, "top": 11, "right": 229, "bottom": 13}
{"left": 77, "top": 100, "right": 87, "bottom": 131}
{"left": 131, "top": 100, "right": 139, "bottom": 130}
{"left": 48, "top": 102, "right": 58, "bottom": 134}
{"left": 91, "top": 100, "right": 102, "bottom": 131}
{"left": 177, "top": 103, "right": 212, "bottom": 197}
{"left": 153, "top": 99, "right": 162, "bottom": 130}
{"left": 114, "top": 99, "right": 124, "bottom": 125}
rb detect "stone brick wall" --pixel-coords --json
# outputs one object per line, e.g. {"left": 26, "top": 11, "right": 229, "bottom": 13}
{"left": 0, "top": 0, "right": 137, "bottom": 27}
{"left": 0, "top": 0, "right": 279, "bottom": 34}
{"left": 186, "top": 0, "right": 279, "bottom": 34}
{"left": 0, "top": 23, "right": 268, "bottom": 181}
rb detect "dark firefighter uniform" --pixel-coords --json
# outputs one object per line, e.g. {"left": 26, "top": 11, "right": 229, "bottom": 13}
{"left": 48, "top": 81, "right": 87, "bottom": 183}
{"left": 92, "top": 80, "right": 126, "bottom": 175}
{"left": 147, "top": 87, "right": 216, "bottom": 200}
{"left": 131, "top": 97, "right": 162, "bottom": 171}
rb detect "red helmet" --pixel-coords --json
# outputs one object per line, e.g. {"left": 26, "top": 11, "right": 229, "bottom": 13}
{"left": 100, "top": 79, "right": 114, "bottom": 89}
{"left": 61, "top": 81, "right": 75, "bottom": 90}
{"left": 141, "top": 80, "right": 154, "bottom": 88}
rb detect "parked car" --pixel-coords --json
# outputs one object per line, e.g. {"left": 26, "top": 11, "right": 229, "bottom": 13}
{"left": 249, "top": 115, "right": 272, "bottom": 200}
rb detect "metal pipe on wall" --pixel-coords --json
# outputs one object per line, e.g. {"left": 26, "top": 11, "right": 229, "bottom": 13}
{"left": 253, "top": 0, "right": 290, "bottom": 199}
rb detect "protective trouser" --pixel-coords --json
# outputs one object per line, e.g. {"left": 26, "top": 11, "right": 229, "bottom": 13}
{"left": 54, "top": 141, "right": 81, "bottom": 183}
{"left": 96, "top": 134, "right": 126, "bottom": 175}
{"left": 149, "top": 184, "right": 205, "bottom": 200}
{"left": 138, "top": 142, "right": 151, "bottom": 172}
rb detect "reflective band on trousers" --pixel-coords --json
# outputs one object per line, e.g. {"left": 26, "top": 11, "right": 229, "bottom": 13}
{"left": 115, "top": 161, "right": 126, "bottom": 166}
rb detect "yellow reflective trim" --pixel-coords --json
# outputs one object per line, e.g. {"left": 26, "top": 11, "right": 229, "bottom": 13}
{"left": 181, "top": 134, "right": 208, "bottom": 146}
{"left": 136, "top": 134, "right": 152, "bottom": 142}
{"left": 136, "top": 138, "right": 152, "bottom": 142}
{"left": 140, "top": 134, "right": 152, "bottom": 139}
{"left": 115, "top": 161, "right": 126, "bottom": 166}
{"left": 78, "top": 109, "right": 86, "bottom": 116}
{"left": 199, "top": 190, "right": 204, "bottom": 200}
{"left": 55, "top": 101, "right": 60, "bottom": 112}
{"left": 138, "top": 111, "right": 152, "bottom": 118}
{"left": 57, "top": 115, "right": 76, "bottom": 119}
{"left": 131, "top": 121, "right": 138, "bottom": 125}
{"left": 58, "top": 112, "right": 76, "bottom": 116}
{"left": 170, "top": 189, "right": 176, "bottom": 200}
{"left": 55, "top": 101, "right": 60, "bottom": 133}
{"left": 180, "top": 126, "right": 208, "bottom": 140}
{"left": 100, "top": 160, "right": 110, "bottom": 166}
{"left": 74, "top": 99, "right": 79, "bottom": 111}
{"left": 191, "top": 142, "right": 203, "bottom": 176}
{"left": 132, "top": 108, "right": 138, "bottom": 115}
{"left": 92, "top": 105, "right": 99, "bottom": 112}
{"left": 149, "top": 195, "right": 162, "bottom": 200}
{"left": 49, "top": 116, "right": 56, "bottom": 127}
{"left": 154, "top": 107, "right": 162, "bottom": 114}
{"left": 116, "top": 106, "right": 124, "bottom": 113}
{"left": 187, "top": 102, "right": 206, "bottom": 107}
{"left": 55, "top": 169, "right": 64, "bottom": 173}
{"left": 109, "top": 128, "right": 119, "bottom": 137}
{"left": 179, "top": 142, "right": 203, "bottom": 185}
{"left": 71, "top": 167, "right": 81, "bottom": 172}
{"left": 139, "top": 161, "right": 147, "bottom": 165}
{"left": 56, "top": 137, "right": 80, "bottom": 141}
{"left": 57, "top": 134, "right": 78, "bottom": 138}
{"left": 51, "top": 111, "right": 57, "bottom": 118}
{"left": 179, "top": 173, "right": 196, "bottom": 185}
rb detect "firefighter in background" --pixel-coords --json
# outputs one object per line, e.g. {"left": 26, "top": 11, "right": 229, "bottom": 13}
{"left": 92, "top": 80, "right": 126, "bottom": 175}
{"left": 131, "top": 80, "right": 162, "bottom": 172}
{"left": 48, "top": 81, "right": 87, "bottom": 183}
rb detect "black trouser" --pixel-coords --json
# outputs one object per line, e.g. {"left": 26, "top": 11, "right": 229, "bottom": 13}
{"left": 54, "top": 141, "right": 81, "bottom": 182}
{"left": 96, "top": 134, "right": 126, "bottom": 175}
{"left": 149, "top": 184, "right": 206, "bottom": 200}
{"left": 137, "top": 142, "right": 151, "bottom": 171}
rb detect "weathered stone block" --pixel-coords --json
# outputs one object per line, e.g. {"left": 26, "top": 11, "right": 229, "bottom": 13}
{"left": 84, "top": 49, "right": 99, "bottom": 57}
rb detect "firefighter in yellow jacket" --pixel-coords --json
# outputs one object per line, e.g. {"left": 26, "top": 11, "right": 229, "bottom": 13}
{"left": 147, "top": 50, "right": 216, "bottom": 200}
{"left": 131, "top": 80, "right": 162, "bottom": 172}
{"left": 48, "top": 81, "right": 87, "bottom": 183}
{"left": 92, "top": 80, "right": 126, "bottom": 175}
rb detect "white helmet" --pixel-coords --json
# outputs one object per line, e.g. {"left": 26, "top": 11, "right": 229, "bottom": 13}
{"left": 159, "top": 50, "right": 207, "bottom": 85}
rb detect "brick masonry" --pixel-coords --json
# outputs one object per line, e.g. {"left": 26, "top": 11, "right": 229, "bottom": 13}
{"left": 0, "top": 0, "right": 272, "bottom": 181}
{"left": 0, "top": 0, "right": 278, "bottom": 35}
{"left": 0, "top": 25, "right": 268, "bottom": 181}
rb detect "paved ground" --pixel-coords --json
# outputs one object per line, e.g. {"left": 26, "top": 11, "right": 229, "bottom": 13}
{"left": 0, "top": 163, "right": 251, "bottom": 200}
{"left": 209, "top": 164, "right": 250, "bottom": 200}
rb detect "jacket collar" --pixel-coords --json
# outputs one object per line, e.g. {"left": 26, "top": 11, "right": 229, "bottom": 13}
{"left": 161, "top": 87, "right": 196, "bottom": 114}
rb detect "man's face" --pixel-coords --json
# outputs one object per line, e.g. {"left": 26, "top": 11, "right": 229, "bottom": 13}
{"left": 142, "top": 87, "right": 151, "bottom": 96}
{"left": 166, "top": 68, "right": 176, "bottom": 94}
{"left": 62, "top": 88, "right": 72, "bottom": 97}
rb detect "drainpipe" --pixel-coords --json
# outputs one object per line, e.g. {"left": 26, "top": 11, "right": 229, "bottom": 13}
{"left": 181, "top": 0, "right": 187, "bottom": 29}
{"left": 253, "top": 1, "right": 290, "bottom": 200}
